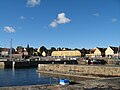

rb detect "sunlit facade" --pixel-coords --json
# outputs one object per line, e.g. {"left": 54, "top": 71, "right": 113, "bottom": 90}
{"left": 52, "top": 50, "right": 81, "bottom": 57}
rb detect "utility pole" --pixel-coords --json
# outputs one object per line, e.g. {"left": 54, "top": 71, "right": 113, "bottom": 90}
{"left": 118, "top": 46, "right": 120, "bottom": 60}
{"left": 10, "top": 38, "right": 12, "bottom": 61}
{"left": 10, "top": 32, "right": 12, "bottom": 61}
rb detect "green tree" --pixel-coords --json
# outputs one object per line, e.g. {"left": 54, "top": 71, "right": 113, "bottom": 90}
{"left": 16, "top": 46, "right": 24, "bottom": 52}
{"left": 47, "top": 47, "right": 56, "bottom": 56}
{"left": 0, "top": 47, "right": 2, "bottom": 52}
{"left": 26, "top": 44, "right": 34, "bottom": 55}
{"left": 81, "top": 48, "right": 87, "bottom": 57}
{"left": 39, "top": 46, "right": 47, "bottom": 54}
{"left": 74, "top": 48, "right": 80, "bottom": 51}
{"left": 50, "top": 47, "right": 56, "bottom": 51}
{"left": 57, "top": 47, "right": 62, "bottom": 51}
{"left": 26, "top": 44, "right": 30, "bottom": 54}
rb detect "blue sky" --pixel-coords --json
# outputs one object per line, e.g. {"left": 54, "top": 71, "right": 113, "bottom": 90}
{"left": 0, "top": 0, "right": 120, "bottom": 49}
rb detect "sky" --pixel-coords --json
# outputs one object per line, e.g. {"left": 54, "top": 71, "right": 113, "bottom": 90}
{"left": 0, "top": 0, "right": 120, "bottom": 49}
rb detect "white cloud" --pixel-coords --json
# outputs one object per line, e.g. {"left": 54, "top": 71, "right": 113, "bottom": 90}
{"left": 112, "top": 18, "right": 117, "bottom": 22}
{"left": 57, "top": 13, "right": 71, "bottom": 24}
{"left": 20, "top": 16, "right": 25, "bottom": 20}
{"left": 4, "top": 26, "right": 16, "bottom": 33}
{"left": 49, "top": 13, "right": 71, "bottom": 28}
{"left": 26, "top": 0, "right": 40, "bottom": 7}
{"left": 49, "top": 20, "right": 58, "bottom": 28}
{"left": 93, "top": 13, "right": 100, "bottom": 17}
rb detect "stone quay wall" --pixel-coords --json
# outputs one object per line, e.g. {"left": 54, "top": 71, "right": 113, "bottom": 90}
{"left": 0, "top": 62, "right": 5, "bottom": 68}
{"left": 38, "top": 64, "right": 120, "bottom": 77}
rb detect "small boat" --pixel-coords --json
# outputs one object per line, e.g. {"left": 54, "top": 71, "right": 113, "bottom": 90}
{"left": 59, "top": 79, "right": 70, "bottom": 85}
{"left": 55, "top": 58, "right": 61, "bottom": 61}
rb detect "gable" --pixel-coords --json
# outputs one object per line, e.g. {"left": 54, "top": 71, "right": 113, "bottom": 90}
{"left": 110, "top": 46, "right": 118, "bottom": 54}
{"left": 105, "top": 47, "right": 114, "bottom": 55}
{"left": 94, "top": 48, "right": 101, "bottom": 55}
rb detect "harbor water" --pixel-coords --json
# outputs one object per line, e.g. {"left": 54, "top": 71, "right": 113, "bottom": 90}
{"left": 0, "top": 68, "right": 58, "bottom": 87}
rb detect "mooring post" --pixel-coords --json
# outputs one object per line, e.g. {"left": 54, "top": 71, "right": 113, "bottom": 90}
{"left": 12, "top": 61, "right": 15, "bottom": 68}
{"left": 52, "top": 62, "right": 54, "bottom": 64}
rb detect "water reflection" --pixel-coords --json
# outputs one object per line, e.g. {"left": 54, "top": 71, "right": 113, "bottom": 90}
{"left": 0, "top": 68, "right": 58, "bottom": 87}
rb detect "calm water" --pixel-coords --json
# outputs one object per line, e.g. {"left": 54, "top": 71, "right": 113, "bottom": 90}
{"left": 0, "top": 68, "right": 58, "bottom": 87}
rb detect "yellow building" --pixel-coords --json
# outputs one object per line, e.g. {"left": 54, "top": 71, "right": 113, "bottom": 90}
{"left": 86, "top": 47, "right": 106, "bottom": 58}
{"left": 94, "top": 48, "right": 102, "bottom": 56}
{"left": 86, "top": 54, "right": 95, "bottom": 58}
{"left": 105, "top": 46, "right": 118, "bottom": 57}
{"left": 51, "top": 50, "right": 81, "bottom": 57}
{"left": 94, "top": 47, "right": 106, "bottom": 57}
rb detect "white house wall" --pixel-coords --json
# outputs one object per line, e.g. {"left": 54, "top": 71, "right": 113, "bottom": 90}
{"left": 105, "top": 47, "right": 114, "bottom": 55}
{"left": 94, "top": 48, "right": 101, "bottom": 55}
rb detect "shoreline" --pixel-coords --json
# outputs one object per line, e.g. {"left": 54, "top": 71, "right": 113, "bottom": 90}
{"left": 0, "top": 72, "right": 120, "bottom": 90}
{"left": 0, "top": 69, "right": 120, "bottom": 90}
{"left": 37, "top": 70, "right": 105, "bottom": 80}
{"left": 0, "top": 79, "right": 120, "bottom": 90}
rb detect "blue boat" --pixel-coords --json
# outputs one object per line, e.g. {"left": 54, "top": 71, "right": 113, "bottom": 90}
{"left": 59, "top": 79, "right": 70, "bottom": 85}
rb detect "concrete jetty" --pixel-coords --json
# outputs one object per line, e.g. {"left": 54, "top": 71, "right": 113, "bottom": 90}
{"left": 0, "top": 61, "right": 12, "bottom": 68}
{"left": 0, "top": 60, "right": 78, "bottom": 68}
{"left": 38, "top": 64, "right": 120, "bottom": 77}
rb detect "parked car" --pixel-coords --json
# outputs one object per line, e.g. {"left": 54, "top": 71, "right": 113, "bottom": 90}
{"left": 115, "top": 59, "right": 120, "bottom": 65}
{"left": 88, "top": 59, "right": 107, "bottom": 65}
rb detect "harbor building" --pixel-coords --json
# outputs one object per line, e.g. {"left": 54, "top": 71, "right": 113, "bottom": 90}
{"left": 105, "top": 46, "right": 119, "bottom": 58}
{"left": 51, "top": 50, "right": 81, "bottom": 60}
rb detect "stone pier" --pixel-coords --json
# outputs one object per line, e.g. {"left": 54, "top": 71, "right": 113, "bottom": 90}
{"left": 38, "top": 64, "right": 120, "bottom": 77}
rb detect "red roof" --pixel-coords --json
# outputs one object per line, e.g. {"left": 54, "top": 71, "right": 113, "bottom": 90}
{"left": 2, "top": 48, "right": 10, "bottom": 51}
